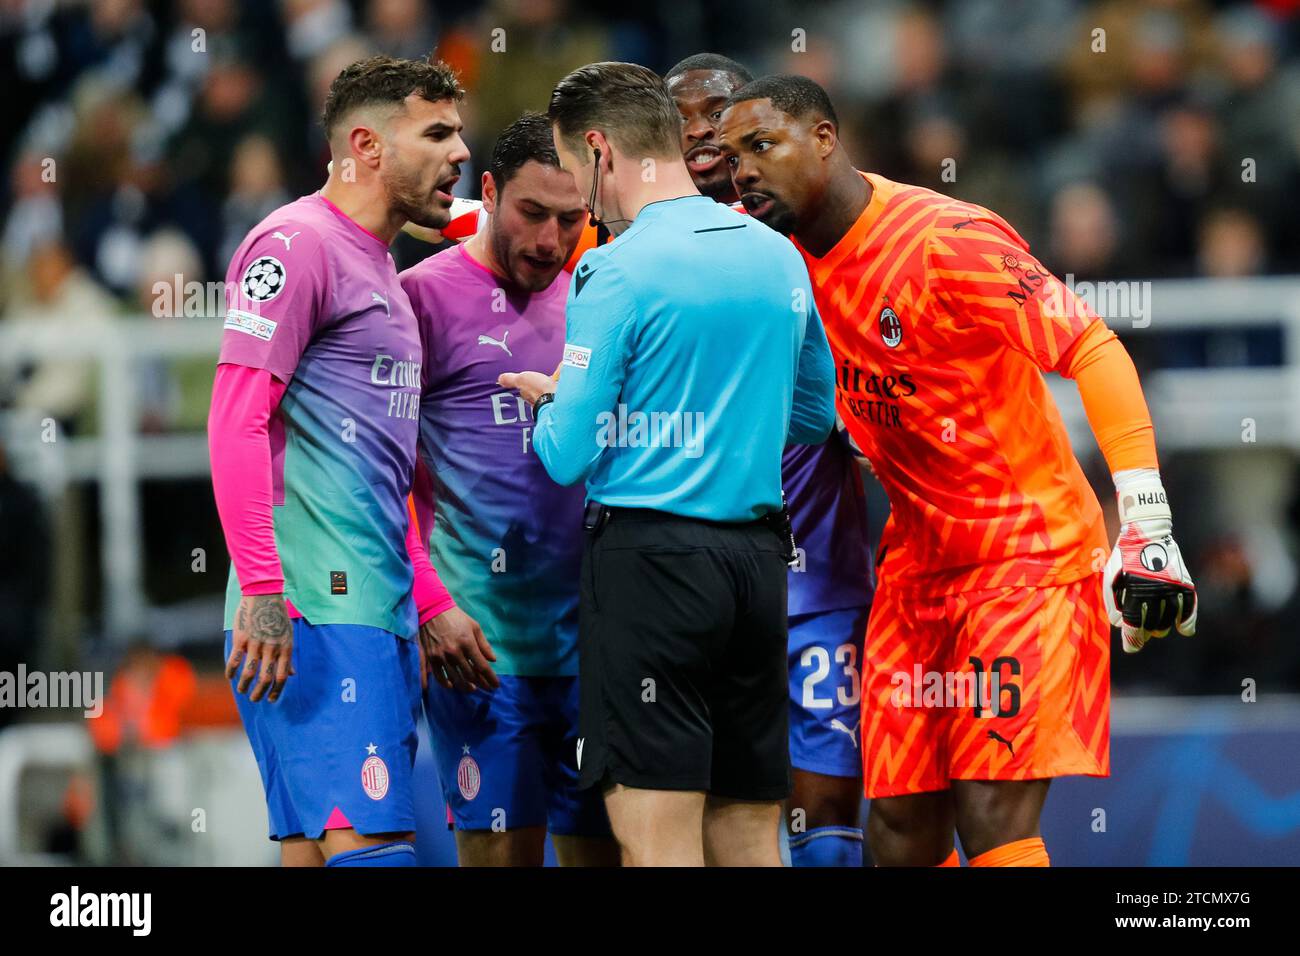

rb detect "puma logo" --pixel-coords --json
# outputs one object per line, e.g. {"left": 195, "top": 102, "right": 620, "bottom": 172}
{"left": 952, "top": 218, "right": 976, "bottom": 230}
{"left": 477, "top": 329, "right": 512, "bottom": 356}
{"left": 830, "top": 718, "right": 859, "bottom": 747}
{"left": 371, "top": 291, "right": 389, "bottom": 316}
{"left": 987, "top": 729, "right": 1015, "bottom": 756}
{"left": 271, "top": 230, "right": 301, "bottom": 250}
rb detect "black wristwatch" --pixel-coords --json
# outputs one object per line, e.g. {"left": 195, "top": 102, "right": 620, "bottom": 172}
{"left": 533, "top": 391, "right": 556, "bottom": 415}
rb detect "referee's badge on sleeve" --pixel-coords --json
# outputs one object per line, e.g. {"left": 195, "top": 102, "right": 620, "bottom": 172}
{"left": 563, "top": 344, "right": 592, "bottom": 370}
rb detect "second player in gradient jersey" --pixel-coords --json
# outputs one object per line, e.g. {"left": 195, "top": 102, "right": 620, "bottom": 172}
{"left": 400, "top": 113, "right": 615, "bottom": 867}
{"left": 802, "top": 172, "right": 1109, "bottom": 593}
{"left": 404, "top": 243, "right": 582, "bottom": 675}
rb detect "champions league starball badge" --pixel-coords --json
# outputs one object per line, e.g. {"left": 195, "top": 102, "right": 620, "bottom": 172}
{"left": 241, "top": 255, "right": 287, "bottom": 302}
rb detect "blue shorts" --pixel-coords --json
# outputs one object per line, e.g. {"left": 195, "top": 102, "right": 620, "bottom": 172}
{"left": 226, "top": 620, "right": 422, "bottom": 841}
{"left": 423, "top": 675, "right": 610, "bottom": 837}
{"left": 788, "top": 605, "right": 871, "bottom": 778}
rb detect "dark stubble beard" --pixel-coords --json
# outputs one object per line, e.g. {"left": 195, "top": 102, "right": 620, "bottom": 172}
{"left": 491, "top": 219, "right": 552, "bottom": 293}
{"left": 383, "top": 155, "right": 452, "bottom": 230}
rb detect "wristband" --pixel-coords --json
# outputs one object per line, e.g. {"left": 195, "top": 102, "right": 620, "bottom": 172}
{"left": 1113, "top": 467, "right": 1170, "bottom": 525}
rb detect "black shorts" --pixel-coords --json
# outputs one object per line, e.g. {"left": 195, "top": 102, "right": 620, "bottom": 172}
{"left": 577, "top": 507, "right": 791, "bottom": 801}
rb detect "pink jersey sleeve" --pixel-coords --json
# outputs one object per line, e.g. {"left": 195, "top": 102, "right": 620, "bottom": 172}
{"left": 407, "top": 457, "right": 455, "bottom": 624}
{"left": 219, "top": 220, "right": 329, "bottom": 381}
{"left": 209, "top": 362, "right": 289, "bottom": 596}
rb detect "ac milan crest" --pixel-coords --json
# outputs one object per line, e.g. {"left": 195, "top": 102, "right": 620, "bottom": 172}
{"left": 361, "top": 752, "right": 390, "bottom": 801}
{"left": 457, "top": 753, "right": 481, "bottom": 800}
{"left": 879, "top": 305, "right": 903, "bottom": 348}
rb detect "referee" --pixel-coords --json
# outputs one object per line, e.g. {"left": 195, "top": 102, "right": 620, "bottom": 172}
{"left": 499, "top": 61, "right": 836, "bottom": 866}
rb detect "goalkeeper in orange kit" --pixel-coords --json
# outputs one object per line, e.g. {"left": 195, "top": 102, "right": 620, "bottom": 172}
{"left": 718, "top": 75, "right": 1197, "bottom": 867}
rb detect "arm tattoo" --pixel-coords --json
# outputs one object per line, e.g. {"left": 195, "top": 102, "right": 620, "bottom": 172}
{"left": 249, "top": 595, "right": 291, "bottom": 644}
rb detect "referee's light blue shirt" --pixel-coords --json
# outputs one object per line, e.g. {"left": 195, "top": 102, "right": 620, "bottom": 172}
{"left": 532, "top": 194, "right": 836, "bottom": 522}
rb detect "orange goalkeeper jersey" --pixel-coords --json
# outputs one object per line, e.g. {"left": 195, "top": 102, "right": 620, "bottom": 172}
{"left": 799, "top": 172, "right": 1108, "bottom": 595}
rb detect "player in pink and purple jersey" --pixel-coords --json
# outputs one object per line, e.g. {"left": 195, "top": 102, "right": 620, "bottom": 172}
{"left": 210, "top": 55, "right": 473, "bottom": 867}
{"left": 401, "top": 113, "right": 618, "bottom": 866}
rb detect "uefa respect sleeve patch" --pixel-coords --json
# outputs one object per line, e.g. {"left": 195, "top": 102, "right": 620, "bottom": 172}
{"left": 562, "top": 344, "right": 592, "bottom": 369}
{"left": 223, "top": 309, "right": 278, "bottom": 341}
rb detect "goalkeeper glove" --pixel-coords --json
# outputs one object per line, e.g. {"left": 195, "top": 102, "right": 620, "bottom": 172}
{"left": 1103, "top": 468, "right": 1197, "bottom": 653}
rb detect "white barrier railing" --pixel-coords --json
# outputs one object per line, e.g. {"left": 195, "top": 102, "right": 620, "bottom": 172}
{"left": 0, "top": 319, "right": 220, "bottom": 640}
{"left": 1047, "top": 275, "right": 1300, "bottom": 451}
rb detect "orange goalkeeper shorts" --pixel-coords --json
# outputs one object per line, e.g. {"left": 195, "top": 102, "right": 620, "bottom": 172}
{"left": 861, "top": 573, "right": 1110, "bottom": 798}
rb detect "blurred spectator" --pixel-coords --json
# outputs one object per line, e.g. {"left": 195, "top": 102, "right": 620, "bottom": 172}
{"left": 63, "top": 0, "right": 159, "bottom": 96}
{"left": 304, "top": 35, "right": 373, "bottom": 177}
{"left": 168, "top": 44, "right": 294, "bottom": 214}
{"left": 87, "top": 642, "right": 198, "bottom": 756}
{"left": 218, "top": 134, "right": 291, "bottom": 267}
{"left": 58, "top": 88, "right": 215, "bottom": 292}
{"left": 462, "top": 0, "right": 609, "bottom": 151}
{"left": 1211, "top": 6, "right": 1300, "bottom": 267}
{"left": 150, "top": 0, "right": 251, "bottom": 141}
{"left": 0, "top": 438, "right": 51, "bottom": 732}
{"left": 1, "top": 152, "right": 63, "bottom": 307}
{"left": 364, "top": 0, "right": 438, "bottom": 61}
{"left": 1048, "top": 181, "right": 1124, "bottom": 281}
{"left": 848, "top": 7, "right": 966, "bottom": 184}
{"left": 1129, "top": 94, "right": 1228, "bottom": 273}
{"left": 1063, "top": 0, "right": 1217, "bottom": 121}
{"left": 0, "top": 240, "right": 118, "bottom": 432}
{"left": 946, "top": 0, "right": 1075, "bottom": 155}
{"left": 282, "top": 0, "right": 354, "bottom": 62}
{"left": 86, "top": 641, "right": 197, "bottom": 865}
{"left": 59, "top": 89, "right": 147, "bottom": 291}
{"left": 133, "top": 229, "right": 213, "bottom": 432}
{"left": 1196, "top": 206, "right": 1268, "bottom": 277}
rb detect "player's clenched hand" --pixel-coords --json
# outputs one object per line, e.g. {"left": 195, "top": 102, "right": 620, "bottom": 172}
{"left": 419, "top": 605, "right": 499, "bottom": 693}
{"left": 1103, "top": 472, "right": 1198, "bottom": 654}
{"left": 498, "top": 370, "right": 557, "bottom": 407}
{"left": 228, "top": 594, "right": 295, "bottom": 702}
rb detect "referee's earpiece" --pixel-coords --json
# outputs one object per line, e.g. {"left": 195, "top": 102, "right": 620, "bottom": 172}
{"left": 588, "top": 145, "right": 603, "bottom": 228}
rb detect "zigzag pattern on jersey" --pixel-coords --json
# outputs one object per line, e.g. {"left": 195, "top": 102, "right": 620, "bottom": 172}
{"left": 861, "top": 576, "right": 1110, "bottom": 796}
{"left": 861, "top": 584, "right": 950, "bottom": 796}
{"left": 808, "top": 176, "right": 1100, "bottom": 594}
{"left": 946, "top": 585, "right": 1047, "bottom": 779}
